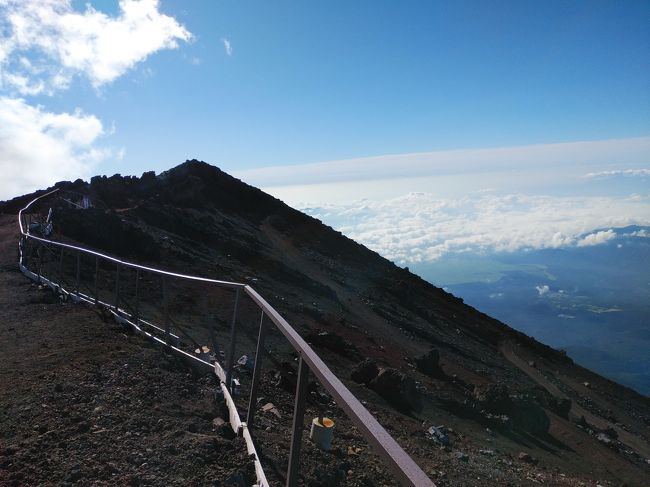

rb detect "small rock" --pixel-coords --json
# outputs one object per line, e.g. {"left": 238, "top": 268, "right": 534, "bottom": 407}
{"left": 518, "top": 452, "right": 538, "bottom": 465}
{"left": 453, "top": 451, "right": 469, "bottom": 462}
{"left": 601, "top": 427, "right": 618, "bottom": 439}
{"left": 427, "top": 426, "right": 449, "bottom": 446}
{"left": 347, "top": 446, "right": 363, "bottom": 456}
{"left": 261, "top": 403, "right": 281, "bottom": 419}
{"left": 236, "top": 354, "right": 254, "bottom": 370}
{"left": 596, "top": 433, "right": 613, "bottom": 446}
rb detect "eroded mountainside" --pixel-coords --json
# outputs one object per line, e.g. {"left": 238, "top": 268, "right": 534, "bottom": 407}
{"left": 1, "top": 160, "right": 649, "bottom": 486}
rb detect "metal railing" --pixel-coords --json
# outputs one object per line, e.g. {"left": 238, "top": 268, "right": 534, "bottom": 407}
{"left": 18, "top": 189, "right": 435, "bottom": 487}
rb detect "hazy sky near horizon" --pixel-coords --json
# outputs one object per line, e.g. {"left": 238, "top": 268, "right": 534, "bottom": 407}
{"left": 0, "top": 0, "right": 648, "bottom": 261}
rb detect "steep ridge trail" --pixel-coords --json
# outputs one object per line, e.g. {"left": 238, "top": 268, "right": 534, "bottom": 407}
{"left": 3, "top": 162, "right": 650, "bottom": 486}
{"left": 12, "top": 191, "right": 438, "bottom": 487}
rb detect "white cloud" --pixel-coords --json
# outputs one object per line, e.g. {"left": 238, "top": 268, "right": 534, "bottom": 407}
{"left": 222, "top": 38, "right": 232, "bottom": 56}
{"left": 0, "top": 97, "right": 109, "bottom": 200}
{"left": 625, "top": 229, "right": 649, "bottom": 238}
{"left": 576, "top": 229, "right": 616, "bottom": 247}
{"left": 0, "top": 0, "right": 192, "bottom": 93}
{"left": 0, "top": 0, "right": 191, "bottom": 198}
{"left": 536, "top": 285, "right": 549, "bottom": 296}
{"left": 300, "top": 193, "right": 650, "bottom": 264}
{"left": 585, "top": 168, "right": 650, "bottom": 179}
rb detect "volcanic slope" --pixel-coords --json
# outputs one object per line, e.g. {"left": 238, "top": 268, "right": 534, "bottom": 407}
{"left": 1, "top": 160, "right": 649, "bottom": 486}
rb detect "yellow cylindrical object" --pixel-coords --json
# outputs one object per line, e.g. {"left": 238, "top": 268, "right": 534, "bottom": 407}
{"left": 310, "top": 417, "right": 335, "bottom": 450}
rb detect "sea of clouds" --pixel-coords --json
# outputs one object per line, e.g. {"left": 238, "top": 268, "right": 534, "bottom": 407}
{"left": 299, "top": 192, "right": 649, "bottom": 264}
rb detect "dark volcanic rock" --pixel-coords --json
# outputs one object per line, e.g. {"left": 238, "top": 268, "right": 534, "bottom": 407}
{"left": 473, "top": 383, "right": 513, "bottom": 413}
{"left": 307, "top": 330, "right": 357, "bottom": 357}
{"left": 473, "top": 384, "right": 550, "bottom": 434}
{"left": 350, "top": 358, "right": 379, "bottom": 385}
{"left": 511, "top": 399, "right": 550, "bottom": 434}
{"left": 414, "top": 349, "right": 442, "bottom": 377}
{"left": 518, "top": 452, "right": 538, "bottom": 465}
{"left": 369, "top": 368, "right": 423, "bottom": 413}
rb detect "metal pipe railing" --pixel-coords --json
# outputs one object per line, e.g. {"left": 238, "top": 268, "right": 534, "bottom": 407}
{"left": 17, "top": 188, "right": 435, "bottom": 487}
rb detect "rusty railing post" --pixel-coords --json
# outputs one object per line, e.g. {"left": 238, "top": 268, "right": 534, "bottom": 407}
{"left": 225, "top": 287, "right": 241, "bottom": 391}
{"left": 246, "top": 310, "right": 267, "bottom": 428}
{"left": 286, "top": 356, "right": 309, "bottom": 487}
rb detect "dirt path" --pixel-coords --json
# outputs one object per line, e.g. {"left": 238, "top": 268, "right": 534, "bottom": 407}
{"left": 0, "top": 215, "right": 258, "bottom": 486}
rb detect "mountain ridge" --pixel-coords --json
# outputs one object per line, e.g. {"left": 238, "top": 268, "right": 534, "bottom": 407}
{"left": 2, "top": 159, "right": 649, "bottom": 486}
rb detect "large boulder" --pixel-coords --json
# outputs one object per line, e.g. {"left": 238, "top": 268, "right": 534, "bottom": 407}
{"left": 531, "top": 386, "right": 572, "bottom": 418}
{"left": 350, "top": 358, "right": 379, "bottom": 385}
{"left": 511, "top": 399, "right": 550, "bottom": 434}
{"left": 369, "top": 368, "right": 423, "bottom": 413}
{"left": 473, "top": 383, "right": 513, "bottom": 413}
{"left": 306, "top": 331, "right": 357, "bottom": 357}
{"left": 414, "top": 349, "right": 443, "bottom": 377}
{"left": 473, "top": 384, "right": 550, "bottom": 434}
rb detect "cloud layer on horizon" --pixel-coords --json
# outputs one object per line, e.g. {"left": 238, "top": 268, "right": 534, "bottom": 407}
{"left": 302, "top": 192, "right": 650, "bottom": 264}
{"left": 236, "top": 137, "right": 650, "bottom": 189}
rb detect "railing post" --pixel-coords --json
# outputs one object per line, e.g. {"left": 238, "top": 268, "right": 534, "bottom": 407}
{"left": 286, "top": 356, "right": 309, "bottom": 487}
{"left": 75, "top": 251, "right": 81, "bottom": 298}
{"left": 58, "top": 247, "right": 65, "bottom": 292}
{"left": 163, "top": 276, "right": 170, "bottom": 345}
{"left": 114, "top": 263, "right": 120, "bottom": 312}
{"left": 36, "top": 242, "right": 43, "bottom": 284}
{"left": 94, "top": 256, "right": 99, "bottom": 305}
{"left": 246, "top": 310, "right": 267, "bottom": 428}
{"left": 226, "top": 287, "right": 241, "bottom": 392}
{"left": 134, "top": 269, "right": 140, "bottom": 325}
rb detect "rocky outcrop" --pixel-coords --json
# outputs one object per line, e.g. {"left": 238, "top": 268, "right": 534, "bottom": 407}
{"left": 350, "top": 358, "right": 379, "bottom": 385}
{"left": 414, "top": 349, "right": 443, "bottom": 377}
{"left": 369, "top": 368, "right": 423, "bottom": 413}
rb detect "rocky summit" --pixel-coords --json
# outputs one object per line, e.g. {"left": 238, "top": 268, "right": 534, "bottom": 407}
{"left": 1, "top": 160, "right": 649, "bottom": 486}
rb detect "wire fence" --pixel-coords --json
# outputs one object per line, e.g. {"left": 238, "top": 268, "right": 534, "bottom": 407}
{"left": 18, "top": 188, "right": 435, "bottom": 487}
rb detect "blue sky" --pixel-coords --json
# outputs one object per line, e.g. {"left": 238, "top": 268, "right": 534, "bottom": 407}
{"left": 1, "top": 0, "right": 649, "bottom": 261}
